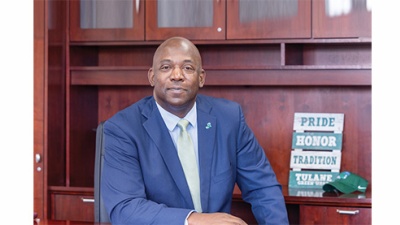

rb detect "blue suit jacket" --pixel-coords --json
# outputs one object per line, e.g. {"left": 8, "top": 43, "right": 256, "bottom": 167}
{"left": 101, "top": 94, "right": 288, "bottom": 225}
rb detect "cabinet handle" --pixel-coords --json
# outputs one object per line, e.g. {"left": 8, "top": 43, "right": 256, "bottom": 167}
{"left": 81, "top": 198, "right": 95, "bottom": 203}
{"left": 35, "top": 153, "right": 41, "bottom": 163}
{"left": 336, "top": 209, "right": 359, "bottom": 215}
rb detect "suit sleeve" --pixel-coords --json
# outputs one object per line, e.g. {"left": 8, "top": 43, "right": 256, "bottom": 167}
{"left": 101, "top": 120, "right": 191, "bottom": 225}
{"left": 235, "top": 107, "right": 289, "bottom": 225}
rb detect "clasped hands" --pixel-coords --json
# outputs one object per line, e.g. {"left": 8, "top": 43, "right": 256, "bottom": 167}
{"left": 188, "top": 212, "right": 248, "bottom": 225}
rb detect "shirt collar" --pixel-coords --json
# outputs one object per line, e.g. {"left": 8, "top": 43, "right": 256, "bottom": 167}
{"left": 156, "top": 101, "right": 197, "bottom": 131}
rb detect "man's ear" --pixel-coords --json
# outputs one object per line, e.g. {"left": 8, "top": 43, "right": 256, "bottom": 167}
{"left": 199, "top": 69, "right": 206, "bottom": 88}
{"left": 148, "top": 68, "right": 155, "bottom": 87}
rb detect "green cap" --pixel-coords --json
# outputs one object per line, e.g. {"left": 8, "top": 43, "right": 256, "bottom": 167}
{"left": 323, "top": 171, "right": 368, "bottom": 194}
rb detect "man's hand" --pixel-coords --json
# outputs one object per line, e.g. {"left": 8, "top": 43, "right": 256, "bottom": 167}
{"left": 188, "top": 212, "right": 248, "bottom": 225}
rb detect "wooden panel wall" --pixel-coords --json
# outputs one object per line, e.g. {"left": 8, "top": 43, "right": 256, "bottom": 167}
{"left": 96, "top": 85, "right": 371, "bottom": 186}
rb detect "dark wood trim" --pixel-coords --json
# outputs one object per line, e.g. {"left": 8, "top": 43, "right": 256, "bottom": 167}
{"left": 34, "top": 0, "right": 46, "bottom": 219}
{"left": 69, "top": 38, "right": 372, "bottom": 46}
{"left": 70, "top": 68, "right": 371, "bottom": 86}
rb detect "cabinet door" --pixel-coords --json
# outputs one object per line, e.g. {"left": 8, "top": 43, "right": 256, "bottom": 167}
{"left": 51, "top": 193, "right": 94, "bottom": 222}
{"left": 313, "top": 0, "right": 371, "bottom": 38}
{"left": 227, "top": 0, "right": 311, "bottom": 39}
{"left": 70, "top": 0, "right": 145, "bottom": 41}
{"left": 300, "top": 205, "right": 371, "bottom": 225}
{"left": 145, "top": 0, "right": 226, "bottom": 40}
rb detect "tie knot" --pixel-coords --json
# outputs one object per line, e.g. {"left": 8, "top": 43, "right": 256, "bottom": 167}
{"left": 178, "top": 119, "right": 190, "bottom": 130}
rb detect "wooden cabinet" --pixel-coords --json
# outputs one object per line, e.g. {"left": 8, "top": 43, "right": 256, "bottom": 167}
{"left": 50, "top": 190, "right": 94, "bottom": 222}
{"left": 312, "top": 0, "right": 371, "bottom": 38}
{"left": 227, "top": 0, "right": 312, "bottom": 39}
{"left": 69, "top": 0, "right": 371, "bottom": 42}
{"left": 145, "top": 0, "right": 226, "bottom": 40}
{"left": 69, "top": 0, "right": 145, "bottom": 41}
{"left": 70, "top": 0, "right": 225, "bottom": 42}
{"left": 300, "top": 205, "right": 371, "bottom": 225}
{"left": 69, "top": 0, "right": 312, "bottom": 42}
{"left": 231, "top": 187, "right": 372, "bottom": 225}
{"left": 287, "top": 187, "right": 371, "bottom": 225}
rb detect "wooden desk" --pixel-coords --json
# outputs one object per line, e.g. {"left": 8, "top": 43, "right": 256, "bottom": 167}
{"left": 40, "top": 186, "right": 371, "bottom": 225}
{"left": 35, "top": 220, "right": 110, "bottom": 225}
{"left": 231, "top": 186, "right": 372, "bottom": 225}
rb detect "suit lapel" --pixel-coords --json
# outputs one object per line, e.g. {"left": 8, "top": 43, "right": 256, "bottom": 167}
{"left": 197, "top": 96, "right": 217, "bottom": 212}
{"left": 142, "top": 99, "right": 193, "bottom": 208}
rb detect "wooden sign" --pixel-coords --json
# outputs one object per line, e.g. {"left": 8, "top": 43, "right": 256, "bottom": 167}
{"left": 293, "top": 112, "right": 344, "bottom": 132}
{"left": 290, "top": 150, "right": 341, "bottom": 170}
{"left": 292, "top": 132, "right": 343, "bottom": 150}
{"left": 289, "top": 171, "right": 340, "bottom": 188}
{"left": 289, "top": 112, "right": 344, "bottom": 188}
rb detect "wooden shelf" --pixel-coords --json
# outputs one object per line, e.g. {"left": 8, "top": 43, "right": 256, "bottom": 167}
{"left": 49, "top": 186, "right": 94, "bottom": 193}
{"left": 68, "top": 38, "right": 372, "bottom": 46}
{"left": 70, "top": 67, "right": 371, "bottom": 86}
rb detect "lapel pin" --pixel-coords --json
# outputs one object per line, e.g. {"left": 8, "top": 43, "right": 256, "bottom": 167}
{"left": 205, "top": 122, "right": 212, "bottom": 129}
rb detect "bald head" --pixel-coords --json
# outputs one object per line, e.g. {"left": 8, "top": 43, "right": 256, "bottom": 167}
{"left": 152, "top": 37, "right": 202, "bottom": 71}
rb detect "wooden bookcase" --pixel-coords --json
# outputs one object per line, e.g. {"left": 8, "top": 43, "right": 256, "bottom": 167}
{"left": 34, "top": 0, "right": 372, "bottom": 224}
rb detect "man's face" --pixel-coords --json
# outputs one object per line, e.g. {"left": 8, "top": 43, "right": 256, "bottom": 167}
{"left": 148, "top": 40, "right": 205, "bottom": 116}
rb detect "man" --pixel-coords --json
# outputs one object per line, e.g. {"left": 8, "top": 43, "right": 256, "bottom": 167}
{"left": 101, "top": 37, "right": 289, "bottom": 225}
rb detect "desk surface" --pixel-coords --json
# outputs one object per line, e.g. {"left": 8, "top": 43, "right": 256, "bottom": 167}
{"left": 282, "top": 186, "right": 371, "bottom": 207}
{"left": 233, "top": 185, "right": 372, "bottom": 207}
{"left": 35, "top": 219, "right": 110, "bottom": 225}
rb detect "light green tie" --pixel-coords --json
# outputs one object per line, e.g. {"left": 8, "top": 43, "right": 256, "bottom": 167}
{"left": 177, "top": 119, "right": 202, "bottom": 212}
